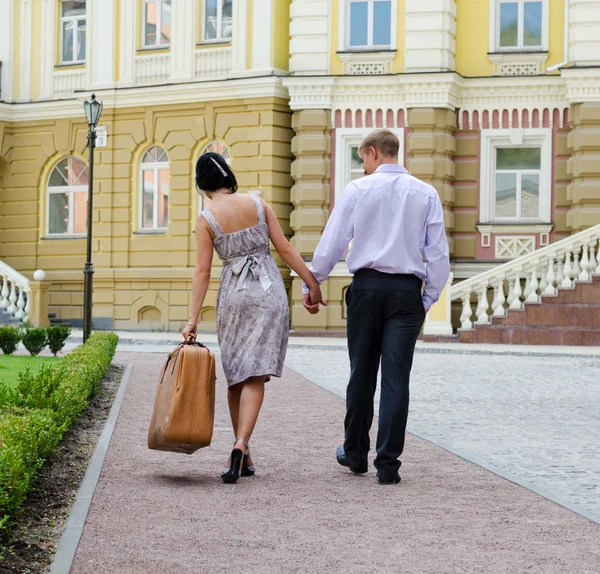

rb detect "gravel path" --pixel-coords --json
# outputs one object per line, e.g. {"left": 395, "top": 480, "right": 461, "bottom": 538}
{"left": 70, "top": 352, "right": 600, "bottom": 574}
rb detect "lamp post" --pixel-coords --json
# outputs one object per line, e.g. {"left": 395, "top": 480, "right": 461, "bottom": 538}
{"left": 82, "top": 94, "right": 103, "bottom": 343}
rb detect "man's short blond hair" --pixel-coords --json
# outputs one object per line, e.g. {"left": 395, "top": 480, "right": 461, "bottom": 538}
{"left": 359, "top": 129, "right": 399, "bottom": 158}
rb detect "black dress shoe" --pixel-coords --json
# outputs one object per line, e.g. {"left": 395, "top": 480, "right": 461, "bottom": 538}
{"left": 376, "top": 472, "right": 401, "bottom": 485}
{"left": 336, "top": 445, "right": 368, "bottom": 475}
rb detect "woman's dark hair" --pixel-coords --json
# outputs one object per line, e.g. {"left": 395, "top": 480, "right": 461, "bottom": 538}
{"left": 195, "top": 152, "right": 238, "bottom": 194}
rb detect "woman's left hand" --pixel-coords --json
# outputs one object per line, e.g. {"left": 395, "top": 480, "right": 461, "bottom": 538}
{"left": 182, "top": 322, "right": 197, "bottom": 341}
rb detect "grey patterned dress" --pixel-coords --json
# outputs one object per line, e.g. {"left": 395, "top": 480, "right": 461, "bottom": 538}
{"left": 201, "top": 195, "right": 289, "bottom": 387}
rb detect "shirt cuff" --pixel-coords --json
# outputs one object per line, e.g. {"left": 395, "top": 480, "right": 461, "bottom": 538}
{"left": 302, "top": 282, "right": 309, "bottom": 295}
{"left": 422, "top": 294, "right": 436, "bottom": 310}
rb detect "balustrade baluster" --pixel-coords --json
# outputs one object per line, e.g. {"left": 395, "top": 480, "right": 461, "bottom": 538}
{"left": 578, "top": 244, "right": 590, "bottom": 281}
{"left": 509, "top": 272, "right": 523, "bottom": 309}
{"left": 459, "top": 294, "right": 473, "bottom": 330}
{"left": 475, "top": 285, "right": 490, "bottom": 323}
{"left": 491, "top": 278, "right": 506, "bottom": 317}
{"left": 526, "top": 265, "right": 540, "bottom": 302}
{"left": 0, "top": 276, "right": 8, "bottom": 308}
{"left": 523, "top": 274, "right": 533, "bottom": 299}
{"left": 561, "top": 251, "right": 573, "bottom": 288}
{"left": 15, "top": 286, "right": 25, "bottom": 319}
{"left": 506, "top": 279, "right": 515, "bottom": 306}
{"left": 589, "top": 241, "right": 598, "bottom": 276}
{"left": 543, "top": 258, "right": 557, "bottom": 295}
{"left": 24, "top": 289, "right": 31, "bottom": 322}
{"left": 572, "top": 246, "right": 582, "bottom": 278}
{"left": 7, "top": 281, "right": 17, "bottom": 313}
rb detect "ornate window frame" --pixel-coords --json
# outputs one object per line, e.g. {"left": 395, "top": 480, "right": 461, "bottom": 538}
{"left": 479, "top": 128, "right": 552, "bottom": 225}
{"left": 60, "top": 0, "right": 87, "bottom": 65}
{"left": 334, "top": 127, "right": 404, "bottom": 202}
{"left": 339, "top": 0, "right": 398, "bottom": 52}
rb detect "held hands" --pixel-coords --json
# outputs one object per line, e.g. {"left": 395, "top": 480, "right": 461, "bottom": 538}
{"left": 303, "top": 284, "right": 328, "bottom": 315}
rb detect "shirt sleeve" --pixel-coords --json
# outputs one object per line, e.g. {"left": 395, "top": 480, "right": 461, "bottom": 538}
{"left": 302, "top": 184, "right": 358, "bottom": 295}
{"left": 422, "top": 193, "right": 451, "bottom": 310}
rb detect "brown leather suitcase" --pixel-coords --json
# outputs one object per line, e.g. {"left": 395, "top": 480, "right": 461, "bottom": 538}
{"left": 148, "top": 340, "right": 216, "bottom": 454}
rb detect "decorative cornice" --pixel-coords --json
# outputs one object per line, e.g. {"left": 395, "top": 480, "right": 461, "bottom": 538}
{"left": 562, "top": 67, "right": 600, "bottom": 104}
{"left": 0, "top": 75, "right": 289, "bottom": 122}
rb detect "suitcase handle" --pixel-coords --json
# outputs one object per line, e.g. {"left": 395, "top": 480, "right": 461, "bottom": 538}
{"left": 159, "top": 340, "right": 209, "bottom": 384}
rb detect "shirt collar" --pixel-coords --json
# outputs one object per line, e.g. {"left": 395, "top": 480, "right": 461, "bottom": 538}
{"left": 374, "top": 163, "right": 408, "bottom": 175}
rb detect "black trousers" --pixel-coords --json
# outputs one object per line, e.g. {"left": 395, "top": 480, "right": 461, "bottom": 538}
{"left": 343, "top": 269, "right": 425, "bottom": 479}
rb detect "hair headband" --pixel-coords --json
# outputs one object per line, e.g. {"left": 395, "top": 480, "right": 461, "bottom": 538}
{"left": 209, "top": 157, "right": 228, "bottom": 177}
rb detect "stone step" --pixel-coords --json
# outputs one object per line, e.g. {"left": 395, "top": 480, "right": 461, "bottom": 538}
{"left": 472, "top": 324, "right": 600, "bottom": 346}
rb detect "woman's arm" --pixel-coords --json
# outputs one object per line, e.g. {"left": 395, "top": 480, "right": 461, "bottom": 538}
{"left": 182, "top": 216, "right": 214, "bottom": 339}
{"left": 262, "top": 198, "right": 326, "bottom": 311}
{"left": 262, "top": 199, "right": 318, "bottom": 287}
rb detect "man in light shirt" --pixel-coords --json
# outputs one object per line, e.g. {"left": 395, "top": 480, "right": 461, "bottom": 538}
{"left": 303, "top": 129, "right": 450, "bottom": 485}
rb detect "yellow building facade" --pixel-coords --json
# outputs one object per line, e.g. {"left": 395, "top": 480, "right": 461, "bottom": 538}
{"left": 1, "top": 0, "right": 600, "bottom": 333}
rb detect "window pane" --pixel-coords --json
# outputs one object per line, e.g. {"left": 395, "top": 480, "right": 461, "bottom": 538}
{"left": 351, "top": 147, "right": 362, "bottom": 170}
{"left": 77, "top": 19, "right": 86, "bottom": 61}
{"left": 158, "top": 168, "right": 169, "bottom": 228}
{"left": 62, "top": 0, "right": 86, "bottom": 17}
{"left": 142, "top": 170, "right": 156, "bottom": 228}
{"left": 495, "top": 173, "right": 517, "bottom": 218}
{"left": 49, "top": 160, "right": 70, "bottom": 187}
{"left": 72, "top": 191, "right": 88, "bottom": 234}
{"left": 373, "top": 1, "right": 391, "bottom": 46}
{"left": 523, "top": 1, "right": 542, "bottom": 46}
{"left": 161, "top": 0, "right": 171, "bottom": 44}
{"left": 521, "top": 174, "right": 540, "bottom": 218}
{"left": 49, "top": 193, "right": 69, "bottom": 234}
{"left": 68, "top": 157, "right": 89, "bottom": 185}
{"left": 205, "top": 0, "right": 217, "bottom": 40}
{"left": 145, "top": 1, "right": 157, "bottom": 45}
{"left": 62, "top": 21, "right": 74, "bottom": 62}
{"left": 497, "top": 148, "right": 541, "bottom": 169}
{"left": 349, "top": 2, "right": 368, "bottom": 47}
{"left": 222, "top": 0, "right": 232, "bottom": 39}
{"left": 499, "top": 2, "right": 518, "bottom": 47}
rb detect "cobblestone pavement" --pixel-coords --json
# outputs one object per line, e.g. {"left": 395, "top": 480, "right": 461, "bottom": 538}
{"left": 284, "top": 346, "right": 600, "bottom": 524}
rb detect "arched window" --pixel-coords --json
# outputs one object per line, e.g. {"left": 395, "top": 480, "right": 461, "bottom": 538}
{"left": 140, "top": 146, "right": 169, "bottom": 231}
{"left": 47, "top": 156, "right": 89, "bottom": 236}
{"left": 198, "top": 141, "right": 230, "bottom": 212}
{"left": 202, "top": 140, "right": 230, "bottom": 163}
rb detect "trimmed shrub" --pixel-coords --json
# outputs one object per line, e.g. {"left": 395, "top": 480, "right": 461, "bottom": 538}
{"left": 0, "top": 332, "right": 118, "bottom": 529}
{"left": 0, "top": 327, "right": 22, "bottom": 356}
{"left": 46, "top": 325, "right": 72, "bottom": 356}
{"left": 21, "top": 328, "right": 47, "bottom": 356}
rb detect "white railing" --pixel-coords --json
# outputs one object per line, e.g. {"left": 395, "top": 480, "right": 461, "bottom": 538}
{"left": 452, "top": 225, "right": 600, "bottom": 330}
{"left": 54, "top": 68, "right": 86, "bottom": 98}
{"left": 0, "top": 261, "right": 30, "bottom": 323}
{"left": 195, "top": 46, "right": 232, "bottom": 79}
{"left": 135, "top": 52, "right": 170, "bottom": 84}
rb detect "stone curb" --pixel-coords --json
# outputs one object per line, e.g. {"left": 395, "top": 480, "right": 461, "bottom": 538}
{"left": 50, "top": 363, "right": 133, "bottom": 574}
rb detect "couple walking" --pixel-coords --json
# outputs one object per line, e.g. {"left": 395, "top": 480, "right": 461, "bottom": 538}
{"left": 182, "top": 129, "right": 450, "bottom": 484}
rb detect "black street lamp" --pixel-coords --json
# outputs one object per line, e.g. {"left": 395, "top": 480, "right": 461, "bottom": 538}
{"left": 82, "top": 93, "right": 103, "bottom": 343}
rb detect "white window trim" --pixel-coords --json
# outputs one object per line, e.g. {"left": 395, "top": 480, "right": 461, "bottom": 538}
{"left": 334, "top": 127, "right": 404, "bottom": 202}
{"left": 202, "top": 0, "right": 232, "bottom": 44}
{"left": 47, "top": 185, "right": 88, "bottom": 237}
{"left": 60, "top": 1, "right": 86, "bottom": 65}
{"left": 142, "top": 0, "right": 171, "bottom": 49}
{"left": 489, "top": 0, "right": 548, "bottom": 53}
{"left": 479, "top": 128, "right": 552, "bottom": 225}
{"left": 140, "top": 156, "right": 169, "bottom": 232}
{"left": 339, "top": 0, "right": 397, "bottom": 52}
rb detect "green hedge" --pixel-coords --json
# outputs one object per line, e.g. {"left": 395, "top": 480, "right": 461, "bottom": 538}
{"left": 0, "top": 332, "right": 118, "bottom": 529}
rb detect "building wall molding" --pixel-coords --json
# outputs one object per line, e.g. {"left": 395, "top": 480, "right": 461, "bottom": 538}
{"left": 0, "top": 76, "right": 289, "bottom": 122}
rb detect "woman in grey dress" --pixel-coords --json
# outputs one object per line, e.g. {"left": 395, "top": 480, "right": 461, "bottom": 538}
{"left": 182, "top": 152, "right": 325, "bottom": 483}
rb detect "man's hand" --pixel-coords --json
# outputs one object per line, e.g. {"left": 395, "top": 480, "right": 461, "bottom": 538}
{"left": 303, "top": 285, "right": 328, "bottom": 315}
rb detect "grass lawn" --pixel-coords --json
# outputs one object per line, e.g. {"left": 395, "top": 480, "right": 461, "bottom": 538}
{"left": 0, "top": 355, "right": 62, "bottom": 388}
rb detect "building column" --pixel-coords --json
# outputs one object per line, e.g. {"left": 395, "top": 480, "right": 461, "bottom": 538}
{"left": 117, "top": 0, "right": 136, "bottom": 87}
{"left": 88, "top": 0, "right": 116, "bottom": 90}
{"left": 18, "top": 0, "right": 32, "bottom": 101}
{"left": 170, "top": 0, "right": 195, "bottom": 82}
{"left": 289, "top": 109, "right": 331, "bottom": 330}
{"left": 567, "top": 102, "right": 600, "bottom": 231}
{"left": 407, "top": 108, "right": 456, "bottom": 255}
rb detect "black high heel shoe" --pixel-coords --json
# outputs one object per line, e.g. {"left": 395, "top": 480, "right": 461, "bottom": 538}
{"left": 221, "top": 439, "right": 247, "bottom": 484}
{"left": 241, "top": 449, "right": 256, "bottom": 477}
